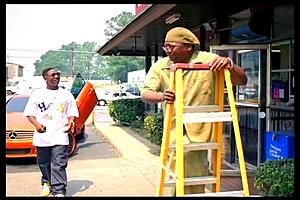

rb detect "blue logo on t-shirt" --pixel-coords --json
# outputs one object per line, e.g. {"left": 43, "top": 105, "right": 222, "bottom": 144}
{"left": 37, "top": 102, "right": 47, "bottom": 112}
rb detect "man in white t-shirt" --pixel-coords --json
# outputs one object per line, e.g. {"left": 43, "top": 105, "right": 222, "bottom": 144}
{"left": 24, "top": 67, "right": 79, "bottom": 197}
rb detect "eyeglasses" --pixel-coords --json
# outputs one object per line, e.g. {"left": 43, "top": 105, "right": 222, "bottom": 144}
{"left": 162, "top": 43, "right": 182, "bottom": 52}
{"left": 50, "top": 72, "right": 61, "bottom": 77}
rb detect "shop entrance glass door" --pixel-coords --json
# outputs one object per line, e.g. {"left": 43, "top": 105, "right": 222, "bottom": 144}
{"left": 210, "top": 44, "right": 270, "bottom": 167}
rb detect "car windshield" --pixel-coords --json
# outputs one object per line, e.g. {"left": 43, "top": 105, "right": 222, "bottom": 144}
{"left": 70, "top": 73, "right": 86, "bottom": 99}
{"left": 6, "top": 97, "right": 29, "bottom": 113}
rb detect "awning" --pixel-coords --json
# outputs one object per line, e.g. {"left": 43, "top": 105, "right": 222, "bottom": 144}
{"left": 97, "top": 3, "right": 253, "bottom": 56}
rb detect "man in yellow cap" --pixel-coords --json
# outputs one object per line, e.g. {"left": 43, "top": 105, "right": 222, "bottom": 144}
{"left": 141, "top": 27, "right": 247, "bottom": 195}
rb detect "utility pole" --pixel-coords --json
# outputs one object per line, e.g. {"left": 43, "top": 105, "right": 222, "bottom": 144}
{"left": 70, "top": 42, "right": 77, "bottom": 76}
{"left": 6, "top": 49, "right": 10, "bottom": 62}
{"left": 70, "top": 47, "right": 75, "bottom": 75}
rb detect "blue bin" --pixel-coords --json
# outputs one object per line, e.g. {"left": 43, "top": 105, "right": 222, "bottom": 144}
{"left": 265, "top": 130, "right": 294, "bottom": 160}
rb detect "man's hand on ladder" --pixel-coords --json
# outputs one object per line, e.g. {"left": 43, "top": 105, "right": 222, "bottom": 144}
{"left": 161, "top": 89, "right": 175, "bottom": 104}
{"left": 209, "top": 56, "right": 232, "bottom": 71}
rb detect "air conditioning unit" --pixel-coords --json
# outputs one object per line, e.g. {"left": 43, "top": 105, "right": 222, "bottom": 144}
{"left": 231, "top": 18, "right": 268, "bottom": 40}
{"left": 231, "top": 4, "right": 273, "bottom": 40}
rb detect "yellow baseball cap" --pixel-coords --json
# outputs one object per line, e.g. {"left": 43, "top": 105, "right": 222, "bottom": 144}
{"left": 165, "top": 27, "right": 200, "bottom": 45}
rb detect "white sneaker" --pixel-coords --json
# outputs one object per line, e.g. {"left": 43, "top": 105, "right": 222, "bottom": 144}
{"left": 41, "top": 182, "right": 51, "bottom": 196}
{"left": 54, "top": 194, "right": 65, "bottom": 197}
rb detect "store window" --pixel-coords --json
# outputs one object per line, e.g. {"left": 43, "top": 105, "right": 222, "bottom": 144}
{"left": 271, "top": 40, "right": 294, "bottom": 106}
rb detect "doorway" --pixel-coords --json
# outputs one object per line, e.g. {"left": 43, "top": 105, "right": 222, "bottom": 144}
{"left": 210, "top": 44, "right": 270, "bottom": 167}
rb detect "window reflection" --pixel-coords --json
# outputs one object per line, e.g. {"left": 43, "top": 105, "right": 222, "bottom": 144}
{"left": 237, "top": 50, "right": 259, "bottom": 104}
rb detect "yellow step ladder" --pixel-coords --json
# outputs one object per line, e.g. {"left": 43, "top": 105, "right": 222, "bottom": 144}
{"left": 155, "top": 63, "right": 250, "bottom": 197}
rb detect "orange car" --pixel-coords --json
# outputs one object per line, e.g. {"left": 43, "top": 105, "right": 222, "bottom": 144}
{"left": 6, "top": 80, "right": 98, "bottom": 158}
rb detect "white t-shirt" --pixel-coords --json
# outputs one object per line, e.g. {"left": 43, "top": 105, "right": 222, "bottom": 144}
{"left": 23, "top": 87, "right": 79, "bottom": 147}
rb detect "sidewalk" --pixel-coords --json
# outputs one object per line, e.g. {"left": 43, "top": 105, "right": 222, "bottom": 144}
{"left": 93, "top": 117, "right": 259, "bottom": 196}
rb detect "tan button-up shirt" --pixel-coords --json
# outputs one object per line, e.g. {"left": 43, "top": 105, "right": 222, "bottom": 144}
{"left": 142, "top": 51, "right": 219, "bottom": 144}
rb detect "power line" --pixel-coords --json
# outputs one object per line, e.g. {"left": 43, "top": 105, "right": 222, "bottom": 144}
{"left": 7, "top": 55, "right": 98, "bottom": 59}
{"left": 6, "top": 48, "right": 97, "bottom": 54}
{"left": 6, "top": 48, "right": 46, "bottom": 52}
{"left": 6, "top": 56, "right": 41, "bottom": 59}
{"left": 49, "top": 49, "right": 97, "bottom": 54}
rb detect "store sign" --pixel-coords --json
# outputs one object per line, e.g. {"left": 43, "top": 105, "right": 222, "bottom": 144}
{"left": 135, "top": 4, "right": 151, "bottom": 16}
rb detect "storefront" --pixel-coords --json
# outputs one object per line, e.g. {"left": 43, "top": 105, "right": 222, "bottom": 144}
{"left": 97, "top": 3, "right": 294, "bottom": 168}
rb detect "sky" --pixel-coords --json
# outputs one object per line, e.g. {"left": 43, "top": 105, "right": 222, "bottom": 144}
{"left": 6, "top": 4, "right": 136, "bottom": 77}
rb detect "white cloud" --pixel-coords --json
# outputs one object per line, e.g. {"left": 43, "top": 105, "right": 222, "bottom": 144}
{"left": 6, "top": 4, "right": 136, "bottom": 76}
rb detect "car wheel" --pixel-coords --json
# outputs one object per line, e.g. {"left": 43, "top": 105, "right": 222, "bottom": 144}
{"left": 98, "top": 100, "right": 106, "bottom": 106}
{"left": 68, "top": 133, "right": 77, "bottom": 157}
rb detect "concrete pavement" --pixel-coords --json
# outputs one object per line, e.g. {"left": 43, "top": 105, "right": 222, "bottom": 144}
{"left": 66, "top": 109, "right": 171, "bottom": 196}
{"left": 91, "top": 113, "right": 163, "bottom": 196}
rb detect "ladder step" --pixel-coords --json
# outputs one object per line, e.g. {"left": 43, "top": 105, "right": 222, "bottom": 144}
{"left": 183, "top": 112, "right": 233, "bottom": 123}
{"left": 165, "top": 176, "right": 217, "bottom": 187}
{"left": 169, "top": 142, "right": 219, "bottom": 152}
{"left": 184, "top": 105, "right": 221, "bottom": 113}
{"left": 184, "top": 190, "right": 245, "bottom": 197}
{"left": 208, "top": 169, "right": 256, "bottom": 177}
{"left": 221, "top": 169, "right": 256, "bottom": 177}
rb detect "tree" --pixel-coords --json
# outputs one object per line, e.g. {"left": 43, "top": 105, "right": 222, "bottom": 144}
{"left": 104, "top": 11, "right": 145, "bottom": 83}
{"left": 34, "top": 41, "right": 107, "bottom": 79}
{"left": 90, "top": 55, "right": 108, "bottom": 80}
{"left": 105, "top": 55, "right": 144, "bottom": 83}
{"left": 34, "top": 50, "right": 70, "bottom": 76}
{"left": 104, "top": 11, "right": 135, "bottom": 41}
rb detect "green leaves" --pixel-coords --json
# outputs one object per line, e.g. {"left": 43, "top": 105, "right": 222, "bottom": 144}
{"left": 34, "top": 41, "right": 100, "bottom": 78}
{"left": 108, "top": 99, "right": 164, "bottom": 146}
{"left": 105, "top": 56, "right": 145, "bottom": 82}
{"left": 144, "top": 111, "right": 163, "bottom": 145}
{"left": 104, "top": 11, "right": 134, "bottom": 41}
{"left": 254, "top": 159, "right": 294, "bottom": 197}
{"left": 108, "top": 98, "right": 144, "bottom": 125}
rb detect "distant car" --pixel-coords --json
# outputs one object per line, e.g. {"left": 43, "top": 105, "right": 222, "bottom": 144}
{"left": 6, "top": 89, "right": 15, "bottom": 96}
{"left": 6, "top": 86, "right": 18, "bottom": 95}
{"left": 70, "top": 73, "right": 85, "bottom": 99}
{"left": 6, "top": 89, "right": 15, "bottom": 102}
{"left": 124, "top": 85, "right": 140, "bottom": 96}
{"left": 97, "top": 91, "right": 139, "bottom": 106}
{"left": 6, "top": 80, "right": 98, "bottom": 158}
{"left": 121, "top": 83, "right": 141, "bottom": 96}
